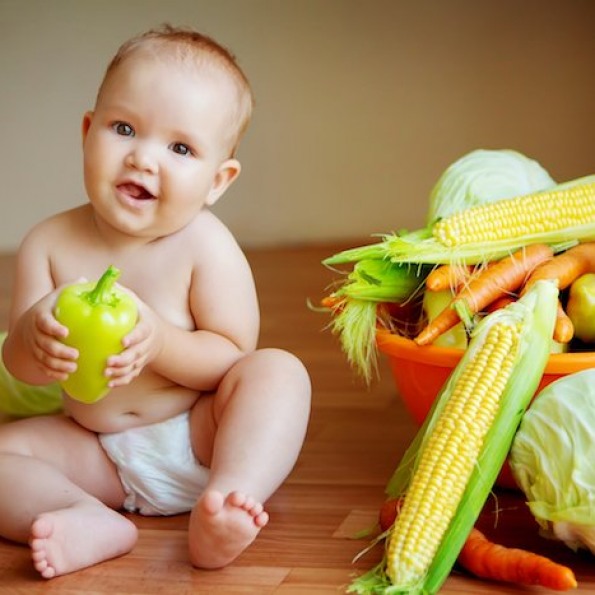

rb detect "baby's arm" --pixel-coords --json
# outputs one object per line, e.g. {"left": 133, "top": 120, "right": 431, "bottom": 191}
{"left": 2, "top": 228, "right": 77, "bottom": 385}
{"left": 106, "top": 220, "right": 260, "bottom": 392}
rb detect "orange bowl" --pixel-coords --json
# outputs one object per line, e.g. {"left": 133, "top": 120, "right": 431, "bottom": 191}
{"left": 377, "top": 329, "right": 595, "bottom": 488}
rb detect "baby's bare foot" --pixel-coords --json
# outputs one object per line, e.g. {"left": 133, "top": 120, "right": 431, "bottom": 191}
{"left": 188, "top": 489, "right": 269, "bottom": 569}
{"left": 29, "top": 503, "right": 137, "bottom": 578}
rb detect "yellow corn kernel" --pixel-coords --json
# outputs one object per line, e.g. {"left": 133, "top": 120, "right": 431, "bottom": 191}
{"left": 385, "top": 322, "right": 519, "bottom": 587}
{"left": 433, "top": 182, "right": 595, "bottom": 247}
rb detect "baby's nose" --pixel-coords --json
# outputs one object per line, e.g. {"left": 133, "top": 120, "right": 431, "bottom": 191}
{"left": 125, "top": 144, "right": 158, "bottom": 173}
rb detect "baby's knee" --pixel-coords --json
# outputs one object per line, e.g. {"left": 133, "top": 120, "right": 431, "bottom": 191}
{"left": 221, "top": 349, "right": 311, "bottom": 413}
{"left": 0, "top": 415, "right": 69, "bottom": 457}
{"left": 0, "top": 418, "right": 35, "bottom": 455}
{"left": 242, "top": 348, "right": 310, "bottom": 391}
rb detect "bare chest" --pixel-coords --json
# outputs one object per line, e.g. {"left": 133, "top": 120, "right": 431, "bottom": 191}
{"left": 49, "top": 241, "right": 196, "bottom": 330}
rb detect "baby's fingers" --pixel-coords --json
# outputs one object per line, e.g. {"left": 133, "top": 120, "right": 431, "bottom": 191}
{"left": 35, "top": 310, "right": 70, "bottom": 340}
{"left": 121, "top": 317, "right": 150, "bottom": 349}
{"left": 105, "top": 348, "right": 147, "bottom": 387}
{"left": 32, "top": 338, "right": 78, "bottom": 380}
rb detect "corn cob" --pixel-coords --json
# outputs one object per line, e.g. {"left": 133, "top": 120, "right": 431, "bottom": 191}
{"left": 433, "top": 180, "right": 595, "bottom": 248}
{"left": 348, "top": 279, "right": 559, "bottom": 594}
{"left": 324, "top": 176, "right": 595, "bottom": 267}
{"left": 386, "top": 321, "right": 518, "bottom": 587}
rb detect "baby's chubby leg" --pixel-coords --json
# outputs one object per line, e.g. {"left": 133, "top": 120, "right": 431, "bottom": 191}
{"left": 0, "top": 415, "right": 137, "bottom": 578}
{"left": 188, "top": 348, "right": 311, "bottom": 568}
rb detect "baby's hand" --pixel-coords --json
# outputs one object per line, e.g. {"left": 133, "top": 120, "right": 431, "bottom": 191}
{"left": 26, "top": 290, "right": 79, "bottom": 381}
{"left": 104, "top": 298, "right": 163, "bottom": 388}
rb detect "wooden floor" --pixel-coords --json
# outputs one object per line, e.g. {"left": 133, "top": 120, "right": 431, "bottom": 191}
{"left": 0, "top": 244, "right": 594, "bottom": 594}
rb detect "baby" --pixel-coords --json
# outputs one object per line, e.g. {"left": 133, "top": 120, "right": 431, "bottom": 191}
{"left": 0, "top": 25, "right": 311, "bottom": 579}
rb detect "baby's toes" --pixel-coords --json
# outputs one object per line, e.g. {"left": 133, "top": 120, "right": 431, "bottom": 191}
{"left": 202, "top": 490, "right": 225, "bottom": 515}
{"left": 254, "top": 510, "right": 269, "bottom": 528}
{"left": 31, "top": 550, "right": 55, "bottom": 578}
{"left": 241, "top": 496, "right": 256, "bottom": 512}
{"left": 248, "top": 501, "right": 263, "bottom": 517}
{"left": 227, "top": 491, "right": 247, "bottom": 508}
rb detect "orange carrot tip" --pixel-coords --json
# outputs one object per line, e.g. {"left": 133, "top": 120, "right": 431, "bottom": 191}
{"left": 320, "top": 295, "right": 342, "bottom": 309}
{"left": 554, "top": 304, "right": 574, "bottom": 343}
{"left": 426, "top": 263, "right": 473, "bottom": 292}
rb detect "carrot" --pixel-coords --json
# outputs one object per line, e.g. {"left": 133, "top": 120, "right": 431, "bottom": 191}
{"left": 378, "top": 501, "right": 577, "bottom": 591}
{"left": 458, "top": 528, "right": 577, "bottom": 591}
{"left": 320, "top": 295, "right": 344, "bottom": 310}
{"left": 378, "top": 497, "right": 404, "bottom": 532}
{"left": 554, "top": 303, "right": 574, "bottom": 343}
{"left": 523, "top": 241, "right": 595, "bottom": 292}
{"left": 484, "top": 295, "right": 516, "bottom": 313}
{"left": 415, "top": 244, "right": 554, "bottom": 346}
{"left": 454, "top": 244, "right": 554, "bottom": 315}
{"left": 426, "top": 264, "right": 474, "bottom": 292}
{"left": 520, "top": 242, "right": 595, "bottom": 343}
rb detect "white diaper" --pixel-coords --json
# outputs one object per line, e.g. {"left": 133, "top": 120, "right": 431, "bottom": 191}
{"left": 99, "top": 411, "right": 209, "bottom": 516}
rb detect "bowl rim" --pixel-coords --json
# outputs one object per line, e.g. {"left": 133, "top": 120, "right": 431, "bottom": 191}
{"left": 376, "top": 328, "right": 595, "bottom": 374}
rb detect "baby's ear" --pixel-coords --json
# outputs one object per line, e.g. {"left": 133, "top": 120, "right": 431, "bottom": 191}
{"left": 81, "top": 111, "right": 94, "bottom": 144}
{"left": 206, "top": 159, "right": 241, "bottom": 206}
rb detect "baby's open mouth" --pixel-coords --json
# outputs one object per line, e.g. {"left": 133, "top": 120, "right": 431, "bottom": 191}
{"left": 118, "top": 182, "right": 155, "bottom": 200}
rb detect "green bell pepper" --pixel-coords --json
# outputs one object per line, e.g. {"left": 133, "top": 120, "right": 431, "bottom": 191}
{"left": 54, "top": 265, "right": 138, "bottom": 403}
{"left": 567, "top": 273, "right": 595, "bottom": 344}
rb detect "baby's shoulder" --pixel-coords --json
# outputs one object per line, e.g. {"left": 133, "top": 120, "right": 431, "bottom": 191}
{"left": 178, "top": 210, "right": 249, "bottom": 276}
{"left": 183, "top": 209, "right": 241, "bottom": 250}
{"left": 19, "top": 205, "right": 91, "bottom": 248}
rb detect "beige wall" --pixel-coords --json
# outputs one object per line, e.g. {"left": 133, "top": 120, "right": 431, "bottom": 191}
{"left": 2, "top": 0, "right": 595, "bottom": 252}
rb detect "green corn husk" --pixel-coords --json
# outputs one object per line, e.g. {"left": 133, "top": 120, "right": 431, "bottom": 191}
{"left": 348, "top": 279, "right": 559, "bottom": 594}
{"left": 335, "top": 259, "right": 426, "bottom": 303}
{"left": 327, "top": 259, "right": 428, "bottom": 383}
{"left": 323, "top": 230, "right": 430, "bottom": 268}
{"left": 330, "top": 299, "right": 380, "bottom": 385}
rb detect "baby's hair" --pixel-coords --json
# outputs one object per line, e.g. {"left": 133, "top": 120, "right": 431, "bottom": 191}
{"left": 97, "top": 24, "right": 254, "bottom": 155}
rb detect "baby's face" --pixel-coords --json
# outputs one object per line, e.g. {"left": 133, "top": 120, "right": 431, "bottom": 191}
{"left": 82, "top": 51, "right": 240, "bottom": 240}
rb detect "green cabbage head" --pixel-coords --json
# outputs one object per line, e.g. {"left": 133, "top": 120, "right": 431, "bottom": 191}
{"left": 426, "top": 149, "right": 556, "bottom": 225}
{"left": 510, "top": 368, "right": 595, "bottom": 553}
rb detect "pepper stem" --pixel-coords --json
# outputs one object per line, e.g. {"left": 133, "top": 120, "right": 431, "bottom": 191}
{"left": 86, "top": 265, "right": 121, "bottom": 306}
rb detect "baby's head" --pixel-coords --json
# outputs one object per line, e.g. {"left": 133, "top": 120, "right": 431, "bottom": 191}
{"left": 96, "top": 24, "right": 254, "bottom": 157}
{"left": 82, "top": 25, "right": 255, "bottom": 239}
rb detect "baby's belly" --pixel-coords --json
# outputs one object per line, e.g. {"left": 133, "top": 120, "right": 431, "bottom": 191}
{"left": 63, "top": 373, "right": 199, "bottom": 433}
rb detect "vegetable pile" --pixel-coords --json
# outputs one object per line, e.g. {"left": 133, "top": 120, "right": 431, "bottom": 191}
{"left": 319, "top": 149, "right": 595, "bottom": 593}
{"left": 349, "top": 281, "right": 561, "bottom": 594}
{"left": 321, "top": 149, "right": 595, "bottom": 380}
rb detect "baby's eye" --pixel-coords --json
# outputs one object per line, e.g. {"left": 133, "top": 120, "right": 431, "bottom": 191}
{"left": 170, "top": 142, "right": 193, "bottom": 157}
{"left": 113, "top": 122, "right": 134, "bottom": 137}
